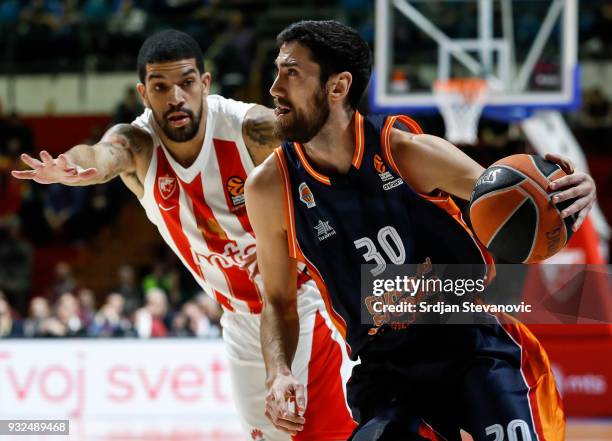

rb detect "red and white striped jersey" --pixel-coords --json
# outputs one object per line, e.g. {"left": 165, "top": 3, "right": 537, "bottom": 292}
{"left": 133, "top": 95, "right": 264, "bottom": 314}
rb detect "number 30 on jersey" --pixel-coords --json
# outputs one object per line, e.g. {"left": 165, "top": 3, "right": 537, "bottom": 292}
{"left": 354, "top": 226, "right": 406, "bottom": 276}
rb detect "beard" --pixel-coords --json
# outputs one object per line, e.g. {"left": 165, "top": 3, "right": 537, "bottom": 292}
{"left": 274, "top": 88, "right": 330, "bottom": 144}
{"left": 153, "top": 103, "right": 203, "bottom": 143}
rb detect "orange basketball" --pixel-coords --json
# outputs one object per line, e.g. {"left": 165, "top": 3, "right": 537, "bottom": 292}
{"left": 469, "top": 154, "right": 577, "bottom": 263}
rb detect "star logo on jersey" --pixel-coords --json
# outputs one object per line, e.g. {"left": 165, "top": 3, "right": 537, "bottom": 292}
{"left": 158, "top": 176, "right": 177, "bottom": 200}
{"left": 299, "top": 182, "right": 316, "bottom": 208}
{"left": 250, "top": 428, "right": 265, "bottom": 440}
{"left": 226, "top": 176, "right": 246, "bottom": 211}
{"left": 314, "top": 220, "right": 336, "bottom": 241}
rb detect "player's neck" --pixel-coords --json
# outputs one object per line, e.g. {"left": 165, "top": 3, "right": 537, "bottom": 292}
{"left": 303, "top": 109, "right": 355, "bottom": 175}
{"left": 158, "top": 116, "right": 207, "bottom": 168}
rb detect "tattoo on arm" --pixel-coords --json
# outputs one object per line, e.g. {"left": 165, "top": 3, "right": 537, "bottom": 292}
{"left": 97, "top": 124, "right": 152, "bottom": 183}
{"left": 107, "top": 124, "right": 149, "bottom": 154}
{"left": 244, "top": 107, "right": 280, "bottom": 149}
{"left": 245, "top": 117, "right": 275, "bottom": 146}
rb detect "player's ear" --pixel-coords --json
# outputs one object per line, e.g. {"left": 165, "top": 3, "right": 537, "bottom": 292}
{"left": 201, "top": 72, "right": 212, "bottom": 94}
{"left": 136, "top": 83, "right": 149, "bottom": 108}
{"left": 328, "top": 72, "right": 352, "bottom": 105}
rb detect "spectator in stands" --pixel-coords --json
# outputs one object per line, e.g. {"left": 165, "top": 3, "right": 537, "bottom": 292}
{"left": 23, "top": 296, "right": 51, "bottom": 337}
{"left": 108, "top": 0, "right": 147, "bottom": 36}
{"left": 59, "top": 0, "right": 80, "bottom": 31}
{"left": 195, "top": 292, "right": 222, "bottom": 337}
{"left": 0, "top": 112, "right": 33, "bottom": 157}
{"left": 76, "top": 125, "right": 125, "bottom": 238}
{"left": 182, "top": 300, "right": 218, "bottom": 338}
{"left": 51, "top": 261, "right": 77, "bottom": 300}
{"left": 209, "top": 11, "right": 256, "bottom": 97}
{"left": 142, "top": 260, "right": 172, "bottom": 295}
{"left": 106, "top": 0, "right": 148, "bottom": 68}
{"left": 82, "top": 0, "right": 111, "bottom": 24}
{"left": 38, "top": 292, "right": 85, "bottom": 337}
{"left": 115, "top": 264, "right": 141, "bottom": 314}
{"left": 0, "top": 155, "right": 24, "bottom": 219}
{"left": 0, "top": 291, "right": 23, "bottom": 338}
{"left": 89, "top": 292, "right": 132, "bottom": 337}
{"left": 169, "top": 311, "right": 191, "bottom": 337}
{"left": 134, "top": 288, "right": 169, "bottom": 338}
{"left": 0, "top": 217, "right": 33, "bottom": 313}
{"left": 77, "top": 288, "right": 96, "bottom": 328}
{"left": 0, "top": 1, "right": 21, "bottom": 27}
{"left": 19, "top": 0, "right": 63, "bottom": 34}
{"left": 142, "top": 259, "right": 185, "bottom": 306}
{"left": 42, "top": 183, "right": 88, "bottom": 242}
{"left": 112, "top": 87, "right": 143, "bottom": 125}
{"left": 79, "top": 0, "right": 112, "bottom": 62}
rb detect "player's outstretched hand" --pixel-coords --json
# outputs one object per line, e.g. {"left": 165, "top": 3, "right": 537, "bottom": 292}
{"left": 11, "top": 151, "right": 99, "bottom": 185}
{"left": 264, "top": 372, "right": 305, "bottom": 436}
{"left": 545, "top": 153, "right": 596, "bottom": 232}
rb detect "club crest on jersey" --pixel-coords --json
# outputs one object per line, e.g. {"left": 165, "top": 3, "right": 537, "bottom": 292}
{"left": 250, "top": 428, "right": 264, "bottom": 440}
{"left": 315, "top": 220, "right": 336, "bottom": 241}
{"left": 374, "top": 154, "right": 404, "bottom": 191}
{"left": 226, "top": 176, "right": 246, "bottom": 210}
{"left": 158, "top": 176, "right": 177, "bottom": 200}
{"left": 299, "top": 182, "right": 316, "bottom": 208}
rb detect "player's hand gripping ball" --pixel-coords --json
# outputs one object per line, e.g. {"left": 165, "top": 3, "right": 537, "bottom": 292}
{"left": 469, "top": 154, "right": 577, "bottom": 263}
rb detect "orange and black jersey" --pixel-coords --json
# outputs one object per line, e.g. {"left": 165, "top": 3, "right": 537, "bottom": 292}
{"left": 274, "top": 112, "right": 493, "bottom": 357}
{"left": 274, "top": 113, "right": 565, "bottom": 440}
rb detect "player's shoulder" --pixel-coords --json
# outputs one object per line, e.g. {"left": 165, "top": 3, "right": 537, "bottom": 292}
{"left": 207, "top": 94, "right": 255, "bottom": 119}
{"left": 103, "top": 123, "right": 154, "bottom": 154}
{"left": 244, "top": 153, "right": 286, "bottom": 228}
{"left": 246, "top": 152, "right": 282, "bottom": 194}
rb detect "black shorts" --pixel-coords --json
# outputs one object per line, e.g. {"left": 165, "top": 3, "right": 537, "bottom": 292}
{"left": 347, "top": 323, "right": 565, "bottom": 441}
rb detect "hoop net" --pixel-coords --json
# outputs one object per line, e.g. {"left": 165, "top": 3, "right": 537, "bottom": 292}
{"left": 433, "top": 78, "right": 489, "bottom": 145}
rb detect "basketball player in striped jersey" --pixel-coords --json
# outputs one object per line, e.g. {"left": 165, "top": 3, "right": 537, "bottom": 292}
{"left": 245, "top": 21, "right": 597, "bottom": 440}
{"left": 12, "top": 30, "right": 356, "bottom": 441}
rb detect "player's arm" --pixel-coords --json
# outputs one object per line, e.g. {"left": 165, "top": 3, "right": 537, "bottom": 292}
{"left": 390, "top": 129, "right": 596, "bottom": 230}
{"left": 12, "top": 124, "right": 153, "bottom": 197}
{"left": 244, "top": 155, "right": 305, "bottom": 435}
{"left": 242, "top": 105, "right": 282, "bottom": 166}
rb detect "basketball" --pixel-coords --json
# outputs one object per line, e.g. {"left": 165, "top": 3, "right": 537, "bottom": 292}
{"left": 469, "top": 154, "right": 577, "bottom": 263}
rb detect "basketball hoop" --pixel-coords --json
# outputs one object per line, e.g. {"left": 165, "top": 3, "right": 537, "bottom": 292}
{"left": 433, "top": 78, "right": 489, "bottom": 145}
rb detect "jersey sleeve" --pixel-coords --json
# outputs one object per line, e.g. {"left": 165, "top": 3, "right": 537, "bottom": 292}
{"left": 209, "top": 94, "right": 255, "bottom": 128}
{"left": 131, "top": 108, "right": 155, "bottom": 136}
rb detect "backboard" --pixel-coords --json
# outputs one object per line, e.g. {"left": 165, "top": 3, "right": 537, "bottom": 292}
{"left": 372, "top": 0, "right": 579, "bottom": 121}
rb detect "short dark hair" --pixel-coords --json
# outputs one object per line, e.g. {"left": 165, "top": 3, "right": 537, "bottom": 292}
{"left": 276, "top": 20, "right": 372, "bottom": 109}
{"left": 137, "top": 30, "right": 205, "bottom": 83}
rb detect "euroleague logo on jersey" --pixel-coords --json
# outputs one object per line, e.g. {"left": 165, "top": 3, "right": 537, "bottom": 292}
{"left": 226, "top": 176, "right": 246, "bottom": 210}
{"left": 299, "top": 182, "right": 316, "bottom": 208}
{"left": 158, "top": 176, "right": 177, "bottom": 200}
{"left": 374, "top": 154, "right": 404, "bottom": 191}
{"left": 373, "top": 154, "right": 387, "bottom": 174}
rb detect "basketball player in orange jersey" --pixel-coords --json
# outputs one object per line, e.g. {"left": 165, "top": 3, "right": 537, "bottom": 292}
{"left": 12, "top": 30, "right": 356, "bottom": 441}
{"left": 245, "top": 21, "right": 596, "bottom": 441}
